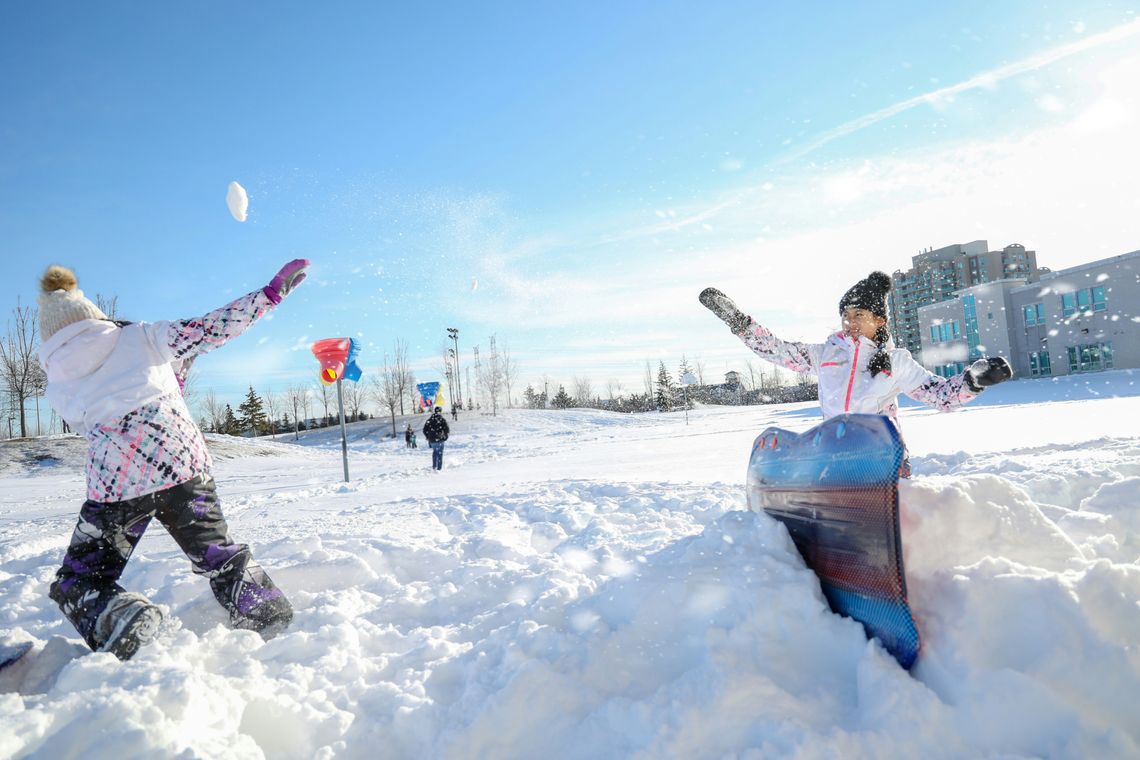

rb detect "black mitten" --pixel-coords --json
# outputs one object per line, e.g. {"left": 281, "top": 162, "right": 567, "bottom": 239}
{"left": 699, "top": 287, "right": 752, "bottom": 334}
{"left": 965, "top": 357, "right": 1012, "bottom": 392}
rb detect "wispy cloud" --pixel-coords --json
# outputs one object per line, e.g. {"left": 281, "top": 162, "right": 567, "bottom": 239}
{"left": 443, "top": 45, "right": 1140, "bottom": 389}
{"left": 779, "top": 18, "right": 1140, "bottom": 162}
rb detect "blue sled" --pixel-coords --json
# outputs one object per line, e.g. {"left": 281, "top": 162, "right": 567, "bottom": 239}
{"left": 747, "top": 414, "right": 920, "bottom": 669}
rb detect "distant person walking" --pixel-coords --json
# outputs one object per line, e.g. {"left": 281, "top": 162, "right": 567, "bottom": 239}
{"left": 423, "top": 406, "right": 450, "bottom": 471}
{"left": 451, "top": 406, "right": 458, "bottom": 422}
{"left": 404, "top": 423, "right": 413, "bottom": 448}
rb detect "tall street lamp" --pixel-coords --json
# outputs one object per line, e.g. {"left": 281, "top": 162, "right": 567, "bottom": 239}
{"left": 447, "top": 327, "right": 461, "bottom": 410}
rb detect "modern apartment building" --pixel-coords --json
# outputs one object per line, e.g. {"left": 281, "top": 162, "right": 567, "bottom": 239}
{"left": 917, "top": 248, "right": 1140, "bottom": 378}
{"left": 889, "top": 240, "right": 1043, "bottom": 362}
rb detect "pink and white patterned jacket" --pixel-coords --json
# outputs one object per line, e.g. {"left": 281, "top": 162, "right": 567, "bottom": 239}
{"left": 38, "top": 289, "right": 275, "bottom": 503}
{"left": 736, "top": 320, "right": 980, "bottom": 433}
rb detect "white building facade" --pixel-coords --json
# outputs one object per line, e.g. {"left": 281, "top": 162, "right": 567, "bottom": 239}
{"left": 917, "top": 249, "right": 1140, "bottom": 378}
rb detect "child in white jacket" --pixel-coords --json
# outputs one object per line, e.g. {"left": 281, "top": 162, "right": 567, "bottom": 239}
{"left": 700, "top": 271, "right": 1012, "bottom": 475}
{"left": 37, "top": 260, "right": 309, "bottom": 659}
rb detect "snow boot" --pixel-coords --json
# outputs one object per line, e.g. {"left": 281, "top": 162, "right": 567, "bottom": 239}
{"left": 226, "top": 562, "right": 293, "bottom": 641}
{"left": 94, "top": 592, "right": 163, "bottom": 660}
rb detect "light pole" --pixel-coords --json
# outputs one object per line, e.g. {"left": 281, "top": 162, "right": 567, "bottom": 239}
{"left": 446, "top": 349, "right": 456, "bottom": 406}
{"left": 447, "top": 327, "right": 461, "bottom": 410}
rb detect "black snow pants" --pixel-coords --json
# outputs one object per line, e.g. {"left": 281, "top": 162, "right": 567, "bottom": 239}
{"left": 49, "top": 474, "right": 292, "bottom": 650}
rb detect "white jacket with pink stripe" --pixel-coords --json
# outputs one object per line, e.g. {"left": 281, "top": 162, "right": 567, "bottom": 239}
{"left": 736, "top": 320, "right": 979, "bottom": 426}
{"left": 38, "top": 289, "right": 275, "bottom": 502}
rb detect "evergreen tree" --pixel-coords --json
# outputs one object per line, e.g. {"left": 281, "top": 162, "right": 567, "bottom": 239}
{"left": 237, "top": 385, "right": 268, "bottom": 434}
{"left": 678, "top": 355, "right": 695, "bottom": 410}
{"left": 655, "top": 361, "right": 674, "bottom": 411}
{"left": 522, "top": 384, "right": 548, "bottom": 409}
{"left": 678, "top": 355, "right": 694, "bottom": 384}
{"left": 222, "top": 404, "right": 239, "bottom": 435}
{"left": 550, "top": 385, "right": 573, "bottom": 409}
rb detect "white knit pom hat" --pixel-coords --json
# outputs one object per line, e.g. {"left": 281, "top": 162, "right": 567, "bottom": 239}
{"left": 38, "top": 265, "right": 108, "bottom": 341}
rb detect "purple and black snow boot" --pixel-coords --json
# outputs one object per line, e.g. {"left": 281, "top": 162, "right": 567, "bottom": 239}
{"left": 94, "top": 592, "right": 163, "bottom": 660}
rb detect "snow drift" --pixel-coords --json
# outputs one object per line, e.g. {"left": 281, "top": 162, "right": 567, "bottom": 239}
{"left": 1, "top": 371, "right": 1138, "bottom": 759}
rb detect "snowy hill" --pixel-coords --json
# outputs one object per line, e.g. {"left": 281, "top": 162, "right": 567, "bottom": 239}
{"left": 1, "top": 371, "right": 1139, "bottom": 758}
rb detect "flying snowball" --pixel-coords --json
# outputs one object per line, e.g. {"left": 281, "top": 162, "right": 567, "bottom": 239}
{"left": 226, "top": 181, "right": 249, "bottom": 222}
{"left": 471, "top": 278, "right": 478, "bottom": 292}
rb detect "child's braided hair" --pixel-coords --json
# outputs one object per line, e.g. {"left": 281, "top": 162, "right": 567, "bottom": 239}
{"left": 867, "top": 324, "right": 892, "bottom": 377}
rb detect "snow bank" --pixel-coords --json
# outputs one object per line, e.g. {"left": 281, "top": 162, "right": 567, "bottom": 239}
{"left": 1, "top": 379, "right": 1138, "bottom": 758}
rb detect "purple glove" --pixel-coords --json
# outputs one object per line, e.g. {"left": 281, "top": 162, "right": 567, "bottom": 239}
{"left": 264, "top": 259, "right": 310, "bottom": 304}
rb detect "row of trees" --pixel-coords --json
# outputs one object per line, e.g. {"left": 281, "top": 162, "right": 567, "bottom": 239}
{"left": 520, "top": 356, "right": 818, "bottom": 414}
{"left": 3, "top": 290, "right": 814, "bottom": 440}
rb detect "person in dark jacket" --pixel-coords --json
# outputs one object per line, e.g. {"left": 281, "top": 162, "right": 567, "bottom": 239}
{"left": 404, "top": 423, "right": 413, "bottom": 448}
{"left": 423, "top": 407, "right": 450, "bottom": 470}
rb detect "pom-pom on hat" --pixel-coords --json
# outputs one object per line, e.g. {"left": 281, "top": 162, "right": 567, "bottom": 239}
{"left": 838, "top": 271, "right": 892, "bottom": 318}
{"left": 38, "top": 265, "right": 108, "bottom": 341}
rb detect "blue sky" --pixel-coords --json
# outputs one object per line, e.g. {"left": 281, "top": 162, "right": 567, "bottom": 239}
{"left": 3, "top": 2, "right": 1139, "bottom": 412}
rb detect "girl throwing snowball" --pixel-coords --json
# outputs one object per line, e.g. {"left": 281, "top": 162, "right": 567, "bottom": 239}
{"left": 37, "top": 259, "right": 309, "bottom": 659}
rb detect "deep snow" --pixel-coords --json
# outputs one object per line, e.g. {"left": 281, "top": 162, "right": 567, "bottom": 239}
{"left": 1, "top": 371, "right": 1138, "bottom": 759}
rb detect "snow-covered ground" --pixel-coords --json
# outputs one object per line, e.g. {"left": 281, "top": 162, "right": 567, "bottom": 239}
{"left": 1, "top": 371, "right": 1139, "bottom": 759}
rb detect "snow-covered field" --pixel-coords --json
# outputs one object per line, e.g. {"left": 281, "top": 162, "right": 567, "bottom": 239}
{"left": 2, "top": 371, "right": 1139, "bottom": 759}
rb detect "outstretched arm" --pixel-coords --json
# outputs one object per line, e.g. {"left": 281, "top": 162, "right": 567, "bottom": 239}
{"left": 737, "top": 320, "right": 818, "bottom": 374}
{"left": 895, "top": 353, "right": 1010, "bottom": 411}
{"left": 162, "top": 289, "right": 275, "bottom": 362}
{"left": 155, "top": 259, "right": 310, "bottom": 362}
{"left": 700, "top": 287, "right": 819, "bottom": 373}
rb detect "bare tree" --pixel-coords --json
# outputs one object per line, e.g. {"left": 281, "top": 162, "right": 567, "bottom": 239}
{"left": 390, "top": 338, "right": 412, "bottom": 416}
{"left": 605, "top": 378, "right": 622, "bottom": 400}
{"left": 342, "top": 380, "right": 366, "bottom": 419}
{"left": 694, "top": 359, "right": 706, "bottom": 386}
{"left": 286, "top": 384, "right": 310, "bottom": 440}
{"left": 573, "top": 375, "right": 593, "bottom": 406}
{"left": 316, "top": 381, "right": 333, "bottom": 425}
{"left": 302, "top": 386, "right": 314, "bottom": 428}
{"left": 94, "top": 294, "right": 119, "bottom": 320}
{"left": 501, "top": 343, "right": 519, "bottom": 408}
{"left": 743, "top": 359, "right": 759, "bottom": 391}
{"left": 180, "top": 362, "right": 201, "bottom": 411}
{"left": 200, "top": 389, "right": 226, "bottom": 433}
{"left": 642, "top": 360, "right": 654, "bottom": 399}
{"left": 263, "top": 390, "right": 281, "bottom": 439}
{"left": 406, "top": 372, "right": 419, "bottom": 415}
{"left": 476, "top": 335, "right": 505, "bottom": 415}
{"left": 369, "top": 354, "right": 402, "bottom": 436}
{"left": 0, "top": 300, "right": 39, "bottom": 438}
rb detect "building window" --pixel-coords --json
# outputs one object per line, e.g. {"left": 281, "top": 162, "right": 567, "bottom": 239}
{"left": 1028, "top": 351, "right": 1052, "bottom": 377}
{"left": 1068, "top": 342, "right": 1114, "bottom": 373}
{"left": 1062, "top": 287, "right": 1108, "bottom": 318}
{"left": 1023, "top": 303, "right": 1045, "bottom": 326}
{"left": 929, "top": 321, "right": 961, "bottom": 343}
{"left": 963, "top": 295, "right": 981, "bottom": 360}
{"left": 1092, "top": 285, "right": 1106, "bottom": 311}
{"left": 934, "top": 362, "right": 966, "bottom": 378}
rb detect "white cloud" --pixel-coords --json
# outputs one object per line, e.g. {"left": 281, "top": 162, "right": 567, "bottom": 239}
{"left": 780, "top": 17, "right": 1140, "bottom": 161}
{"left": 411, "top": 44, "right": 1140, "bottom": 388}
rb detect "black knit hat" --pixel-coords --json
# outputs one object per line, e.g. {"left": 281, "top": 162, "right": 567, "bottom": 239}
{"left": 838, "top": 271, "right": 892, "bottom": 318}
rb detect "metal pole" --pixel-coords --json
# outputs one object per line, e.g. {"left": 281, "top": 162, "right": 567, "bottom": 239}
{"left": 448, "top": 328, "right": 462, "bottom": 410}
{"left": 336, "top": 379, "right": 349, "bottom": 482}
{"left": 449, "top": 332, "right": 458, "bottom": 403}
